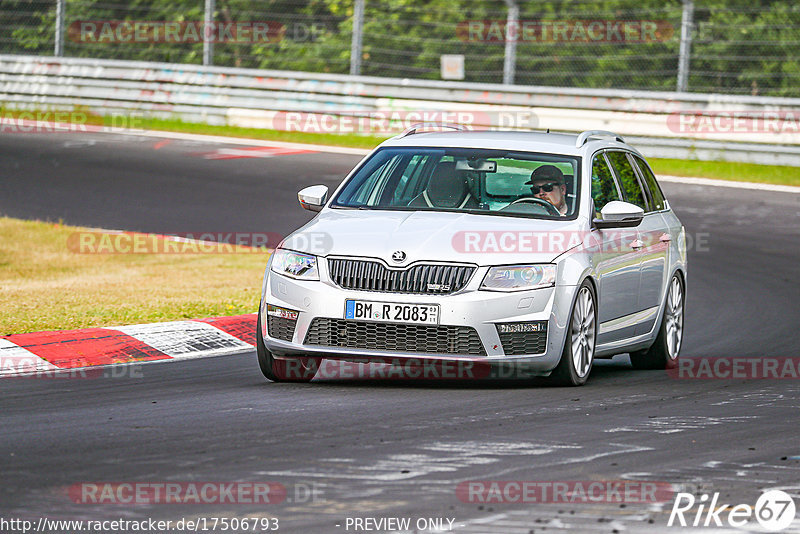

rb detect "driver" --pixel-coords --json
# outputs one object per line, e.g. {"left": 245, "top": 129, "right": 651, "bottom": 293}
{"left": 525, "top": 165, "right": 568, "bottom": 216}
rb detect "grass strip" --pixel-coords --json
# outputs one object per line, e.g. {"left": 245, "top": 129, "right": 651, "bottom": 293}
{"left": 0, "top": 217, "right": 267, "bottom": 335}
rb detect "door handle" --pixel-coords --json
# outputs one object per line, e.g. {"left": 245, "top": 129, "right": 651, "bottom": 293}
{"left": 629, "top": 239, "right": 644, "bottom": 250}
{"left": 659, "top": 233, "right": 672, "bottom": 242}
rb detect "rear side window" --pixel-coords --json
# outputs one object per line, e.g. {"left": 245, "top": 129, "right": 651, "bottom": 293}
{"left": 632, "top": 155, "right": 666, "bottom": 211}
{"left": 606, "top": 151, "right": 647, "bottom": 210}
{"left": 590, "top": 153, "right": 621, "bottom": 212}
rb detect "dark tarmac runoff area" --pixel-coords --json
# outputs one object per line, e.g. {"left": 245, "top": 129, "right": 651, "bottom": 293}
{"left": 1, "top": 131, "right": 799, "bottom": 533}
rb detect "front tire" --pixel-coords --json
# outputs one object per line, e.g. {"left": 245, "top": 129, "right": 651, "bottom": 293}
{"left": 548, "top": 281, "right": 597, "bottom": 386}
{"left": 256, "top": 311, "right": 318, "bottom": 383}
{"left": 630, "top": 274, "right": 684, "bottom": 370}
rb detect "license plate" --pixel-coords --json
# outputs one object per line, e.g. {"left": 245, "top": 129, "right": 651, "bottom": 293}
{"left": 345, "top": 300, "right": 439, "bottom": 325}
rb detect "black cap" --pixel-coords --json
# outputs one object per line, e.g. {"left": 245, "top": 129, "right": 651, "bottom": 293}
{"left": 525, "top": 165, "right": 565, "bottom": 185}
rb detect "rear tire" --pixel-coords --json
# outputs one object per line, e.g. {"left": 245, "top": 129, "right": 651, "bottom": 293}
{"left": 630, "top": 274, "right": 684, "bottom": 370}
{"left": 548, "top": 281, "right": 596, "bottom": 386}
{"left": 256, "top": 310, "right": 318, "bottom": 383}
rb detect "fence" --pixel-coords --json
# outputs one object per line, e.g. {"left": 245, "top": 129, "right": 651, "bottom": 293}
{"left": 3, "top": 54, "right": 800, "bottom": 166}
{"left": 1, "top": 0, "right": 800, "bottom": 97}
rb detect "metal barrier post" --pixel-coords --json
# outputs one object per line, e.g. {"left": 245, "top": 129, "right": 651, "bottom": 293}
{"left": 677, "top": 0, "right": 694, "bottom": 92}
{"left": 203, "top": 0, "right": 215, "bottom": 66}
{"left": 503, "top": 0, "right": 518, "bottom": 85}
{"left": 54, "top": 0, "right": 65, "bottom": 56}
{"left": 350, "top": 0, "right": 365, "bottom": 76}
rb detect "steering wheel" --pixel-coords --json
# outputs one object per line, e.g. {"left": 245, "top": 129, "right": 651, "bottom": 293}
{"left": 506, "top": 197, "right": 561, "bottom": 216}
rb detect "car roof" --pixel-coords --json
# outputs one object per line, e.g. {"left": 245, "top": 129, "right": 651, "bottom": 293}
{"left": 380, "top": 130, "right": 636, "bottom": 157}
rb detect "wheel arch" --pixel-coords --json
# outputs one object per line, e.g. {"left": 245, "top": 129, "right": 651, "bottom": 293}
{"left": 672, "top": 267, "right": 686, "bottom": 286}
{"left": 581, "top": 274, "right": 598, "bottom": 300}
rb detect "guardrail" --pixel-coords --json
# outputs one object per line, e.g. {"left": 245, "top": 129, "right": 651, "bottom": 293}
{"left": 2, "top": 54, "right": 800, "bottom": 166}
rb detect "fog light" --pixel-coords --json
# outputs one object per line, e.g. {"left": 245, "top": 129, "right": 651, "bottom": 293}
{"left": 265, "top": 304, "right": 300, "bottom": 342}
{"left": 496, "top": 321, "right": 548, "bottom": 356}
{"left": 497, "top": 321, "right": 546, "bottom": 333}
{"left": 267, "top": 304, "right": 299, "bottom": 321}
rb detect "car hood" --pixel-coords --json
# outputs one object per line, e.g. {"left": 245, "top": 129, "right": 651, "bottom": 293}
{"left": 282, "top": 209, "right": 588, "bottom": 266}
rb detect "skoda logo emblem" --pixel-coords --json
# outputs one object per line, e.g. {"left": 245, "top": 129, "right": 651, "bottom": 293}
{"left": 391, "top": 250, "right": 407, "bottom": 263}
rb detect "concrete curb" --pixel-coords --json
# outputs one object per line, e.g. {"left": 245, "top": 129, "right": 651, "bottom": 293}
{"left": 0, "top": 314, "right": 257, "bottom": 377}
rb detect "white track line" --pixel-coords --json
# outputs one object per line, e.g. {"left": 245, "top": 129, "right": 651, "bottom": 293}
{"left": 659, "top": 175, "right": 800, "bottom": 193}
{"left": 0, "top": 339, "right": 59, "bottom": 376}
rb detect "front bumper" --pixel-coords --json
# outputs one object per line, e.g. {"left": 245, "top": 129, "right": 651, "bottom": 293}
{"left": 261, "top": 266, "right": 576, "bottom": 373}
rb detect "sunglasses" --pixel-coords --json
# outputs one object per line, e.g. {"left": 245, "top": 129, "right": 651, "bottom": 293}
{"left": 530, "top": 182, "right": 560, "bottom": 194}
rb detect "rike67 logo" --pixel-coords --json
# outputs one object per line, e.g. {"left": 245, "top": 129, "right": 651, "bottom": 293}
{"left": 668, "top": 490, "right": 796, "bottom": 531}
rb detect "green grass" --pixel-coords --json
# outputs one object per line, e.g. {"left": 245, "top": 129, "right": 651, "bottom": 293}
{"left": 0, "top": 217, "right": 268, "bottom": 335}
{"left": 648, "top": 158, "right": 800, "bottom": 187}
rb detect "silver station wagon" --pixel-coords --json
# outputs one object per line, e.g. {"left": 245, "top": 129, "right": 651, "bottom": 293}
{"left": 257, "top": 127, "right": 687, "bottom": 386}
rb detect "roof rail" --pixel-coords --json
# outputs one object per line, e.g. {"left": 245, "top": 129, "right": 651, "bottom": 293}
{"left": 575, "top": 130, "right": 625, "bottom": 148}
{"left": 399, "top": 122, "right": 469, "bottom": 138}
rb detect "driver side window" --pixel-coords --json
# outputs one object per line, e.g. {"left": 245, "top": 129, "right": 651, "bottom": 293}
{"left": 591, "top": 153, "right": 621, "bottom": 215}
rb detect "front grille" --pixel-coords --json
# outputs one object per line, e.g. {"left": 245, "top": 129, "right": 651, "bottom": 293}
{"left": 496, "top": 322, "right": 548, "bottom": 356}
{"left": 327, "top": 258, "right": 475, "bottom": 294}
{"left": 267, "top": 316, "right": 297, "bottom": 342}
{"left": 304, "top": 318, "right": 486, "bottom": 356}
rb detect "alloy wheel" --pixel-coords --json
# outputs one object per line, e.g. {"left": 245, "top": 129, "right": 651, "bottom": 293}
{"left": 665, "top": 276, "right": 684, "bottom": 359}
{"left": 570, "top": 286, "right": 596, "bottom": 377}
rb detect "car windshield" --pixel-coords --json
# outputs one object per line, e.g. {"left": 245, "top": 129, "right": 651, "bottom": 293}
{"left": 331, "top": 147, "right": 581, "bottom": 219}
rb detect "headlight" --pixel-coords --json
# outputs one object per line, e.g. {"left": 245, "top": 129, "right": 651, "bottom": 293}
{"left": 270, "top": 249, "right": 319, "bottom": 280}
{"left": 480, "top": 264, "right": 556, "bottom": 292}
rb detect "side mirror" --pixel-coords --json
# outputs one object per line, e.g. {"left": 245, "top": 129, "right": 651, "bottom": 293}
{"left": 298, "top": 185, "right": 328, "bottom": 212}
{"left": 593, "top": 200, "right": 644, "bottom": 229}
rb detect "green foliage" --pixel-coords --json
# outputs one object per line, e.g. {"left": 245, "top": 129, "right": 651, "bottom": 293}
{"left": 2, "top": 0, "right": 799, "bottom": 96}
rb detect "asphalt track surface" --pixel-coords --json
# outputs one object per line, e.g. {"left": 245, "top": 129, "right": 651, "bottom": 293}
{"left": 1, "top": 131, "right": 800, "bottom": 533}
